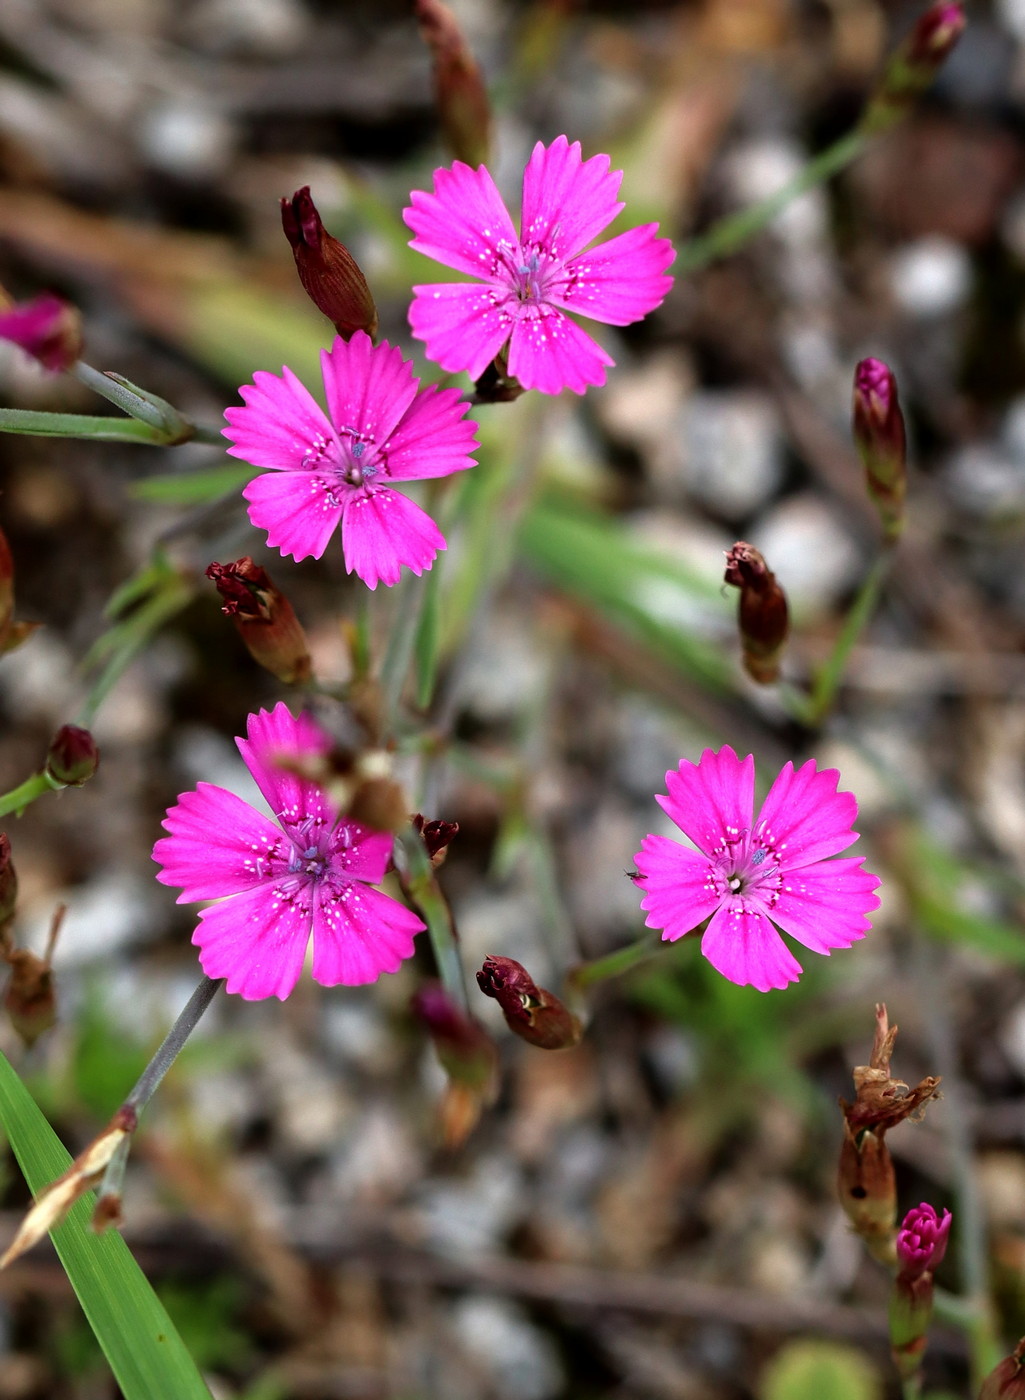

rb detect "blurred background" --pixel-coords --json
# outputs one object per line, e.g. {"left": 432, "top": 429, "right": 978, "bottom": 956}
{"left": 2, "top": 0, "right": 1025, "bottom": 1396}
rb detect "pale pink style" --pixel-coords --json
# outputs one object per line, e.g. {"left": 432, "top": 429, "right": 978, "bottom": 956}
{"left": 404, "top": 135, "right": 675, "bottom": 395}
{"left": 223, "top": 332, "right": 478, "bottom": 589}
{"left": 153, "top": 704, "right": 424, "bottom": 999}
{"left": 634, "top": 747, "right": 880, "bottom": 992}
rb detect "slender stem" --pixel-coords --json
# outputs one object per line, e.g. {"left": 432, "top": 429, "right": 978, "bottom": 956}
{"left": 676, "top": 129, "right": 867, "bottom": 274}
{"left": 900, "top": 1377, "right": 921, "bottom": 1400}
{"left": 0, "top": 772, "right": 52, "bottom": 820}
{"left": 398, "top": 826, "right": 468, "bottom": 1010}
{"left": 0, "top": 407, "right": 179, "bottom": 444}
{"left": 569, "top": 932, "right": 663, "bottom": 993}
{"left": 799, "top": 549, "right": 894, "bottom": 728}
{"left": 379, "top": 572, "right": 426, "bottom": 734}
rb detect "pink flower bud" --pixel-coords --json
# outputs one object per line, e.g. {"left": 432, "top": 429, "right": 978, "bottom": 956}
{"left": 45, "top": 726, "right": 99, "bottom": 788}
{"left": 724, "top": 543, "right": 789, "bottom": 684}
{"left": 280, "top": 188, "right": 378, "bottom": 340}
{"left": 853, "top": 357, "right": 907, "bottom": 540}
{"left": 0, "top": 294, "right": 83, "bottom": 372}
{"left": 862, "top": 3, "right": 966, "bottom": 134}
{"left": 412, "top": 982, "right": 497, "bottom": 1091}
{"left": 206, "top": 557, "right": 312, "bottom": 686}
{"left": 476, "top": 955, "right": 582, "bottom": 1051}
{"left": 415, "top": 0, "right": 492, "bottom": 168}
{"left": 896, "top": 1202, "right": 952, "bottom": 1279}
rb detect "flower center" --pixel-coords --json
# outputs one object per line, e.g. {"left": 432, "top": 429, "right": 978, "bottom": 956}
{"left": 338, "top": 429, "right": 379, "bottom": 488}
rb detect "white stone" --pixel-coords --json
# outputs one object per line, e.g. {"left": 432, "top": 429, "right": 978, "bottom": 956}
{"left": 889, "top": 237, "right": 972, "bottom": 317}
{"left": 450, "top": 1297, "right": 564, "bottom": 1400}
{"left": 752, "top": 495, "right": 862, "bottom": 619}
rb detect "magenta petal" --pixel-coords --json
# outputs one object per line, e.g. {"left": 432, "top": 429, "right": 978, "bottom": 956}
{"left": 520, "top": 136, "right": 624, "bottom": 261}
{"left": 754, "top": 759, "right": 860, "bottom": 867}
{"left": 243, "top": 470, "right": 344, "bottom": 562}
{"left": 320, "top": 333, "right": 418, "bottom": 446}
{"left": 327, "top": 823, "right": 395, "bottom": 884}
{"left": 224, "top": 366, "right": 339, "bottom": 472}
{"left": 384, "top": 383, "right": 479, "bottom": 481}
{"left": 771, "top": 857, "right": 880, "bottom": 954}
{"left": 192, "top": 881, "right": 312, "bottom": 1000}
{"left": 658, "top": 747, "right": 756, "bottom": 860}
{"left": 634, "top": 834, "right": 722, "bottom": 942}
{"left": 408, "top": 282, "right": 512, "bottom": 380}
{"left": 341, "top": 487, "right": 444, "bottom": 590}
{"left": 153, "top": 783, "right": 290, "bottom": 902}
{"left": 404, "top": 161, "right": 520, "bottom": 279}
{"left": 700, "top": 903, "right": 803, "bottom": 992}
{"left": 506, "top": 307, "right": 614, "bottom": 395}
{"left": 311, "top": 879, "right": 423, "bottom": 986}
{"left": 236, "top": 703, "right": 336, "bottom": 836}
{"left": 548, "top": 224, "right": 675, "bottom": 327}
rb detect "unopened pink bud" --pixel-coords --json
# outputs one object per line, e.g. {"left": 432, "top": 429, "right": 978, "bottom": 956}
{"left": 0, "top": 294, "right": 83, "bottom": 372}
{"left": 280, "top": 188, "right": 378, "bottom": 340}
{"left": 862, "top": 3, "right": 966, "bottom": 134}
{"left": 415, "top": 0, "right": 492, "bottom": 168}
{"left": 853, "top": 357, "right": 907, "bottom": 540}
{"left": 896, "top": 1202, "right": 951, "bottom": 1279}
{"left": 45, "top": 726, "right": 99, "bottom": 787}
{"left": 413, "top": 982, "right": 497, "bottom": 1091}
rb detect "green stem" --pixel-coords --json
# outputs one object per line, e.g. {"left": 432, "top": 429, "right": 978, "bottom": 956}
{"left": 398, "top": 825, "right": 468, "bottom": 1010}
{"left": 0, "top": 408, "right": 183, "bottom": 445}
{"left": 569, "top": 932, "right": 663, "bottom": 993}
{"left": 0, "top": 772, "right": 52, "bottom": 820}
{"left": 676, "top": 129, "right": 867, "bottom": 275}
{"left": 799, "top": 549, "right": 894, "bottom": 728}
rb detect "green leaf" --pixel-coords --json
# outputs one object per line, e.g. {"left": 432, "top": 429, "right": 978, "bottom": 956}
{"left": 0, "top": 1051, "right": 213, "bottom": 1400}
{"left": 414, "top": 560, "right": 442, "bottom": 709}
{"left": 760, "top": 1340, "right": 881, "bottom": 1400}
{"left": 0, "top": 408, "right": 178, "bottom": 445}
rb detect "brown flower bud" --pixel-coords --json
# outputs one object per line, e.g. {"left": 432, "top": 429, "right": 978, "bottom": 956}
{"left": 980, "top": 1339, "right": 1025, "bottom": 1399}
{"left": 0, "top": 293, "right": 83, "bottom": 373}
{"left": 412, "top": 815, "right": 459, "bottom": 867}
{"left": 861, "top": 3, "right": 966, "bottom": 135}
{"left": 724, "top": 543, "right": 789, "bottom": 684}
{"left": 207, "top": 557, "right": 313, "bottom": 686}
{"left": 4, "top": 949, "right": 55, "bottom": 1048}
{"left": 853, "top": 358, "right": 907, "bottom": 541}
{"left": 280, "top": 188, "right": 378, "bottom": 340}
{"left": 0, "top": 835, "right": 17, "bottom": 937}
{"left": 45, "top": 725, "right": 99, "bottom": 788}
{"left": 476, "top": 955, "right": 582, "bottom": 1051}
{"left": 0, "top": 525, "right": 38, "bottom": 657}
{"left": 415, "top": 0, "right": 492, "bottom": 168}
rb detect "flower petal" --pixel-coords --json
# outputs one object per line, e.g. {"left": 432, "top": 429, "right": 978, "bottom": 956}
{"left": 153, "top": 782, "right": 290, "bottom": 903}
{"left": 404, "top": 160, "right": 520, "bottom": 280}
{"left": 311, "top": 878, "right": 423, "bottom": 986}
{"left": 341, "top": 487, "right": 445, "bottom": 590}
{"left": 753, "top": 759, "right": 860, "bottom": 867}
{"left": 770, "top": 856, "right": 880, "bottom": 954}
{"left": 224, "top": 366, "right": 340, "bottom": 472}
{"left": 657, "top": 747, "right": 756, "bottom": 861}
{"left": 700, "top": 902, "right": 803, "bottom": 992}
{"left": 192, "top": 880, "right": 312, "bottom": 1000}
{"left": 320, "top": 333, "right": 418, "bottom": 447}
{"left": 506, "top": 306, "right": 613, "bottom": 395}
{"left": 547, "top": 224, "right": 675, "bottom": 326}
{"left": 634, "top": 834, "right": 722, "bottom": 942}
{"left": 243, "top": 470, "right": 344, "bottom": 562}
{"left": 384, "top": 383, "right": 479, "bottom": 482}
{"left": 236, "top": 703, "right": 337, "bottom": 836}
{"left": 520, "top": 136, "right": 624, "bottom": 263}
{"left": 327, "top": 822, "right": 395, "bottom": 884}
{"left": 408, "top": 282, "right": 512, "bottom": 381}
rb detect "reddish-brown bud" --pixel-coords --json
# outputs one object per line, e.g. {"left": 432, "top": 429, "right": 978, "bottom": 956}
{"left": 0, "top": 293, "right": 83, "bottom": 372}
{"left": 0, "top": 524, "right": 38, "bottom": 657}
{"left": 476, "top": 955, "right": 582, "bottom": 1051}
{"left": 861, "top": 3, "right": 966, "bottom": 135}
{"left": 3, "top": 949, "right": 55, "bottom": 1047}
{"left": 207, "top": 557, "right": 313, "bottom": 686}
{"left": 280, "top": 188, "right": 378, "bottom": 340}
{"left": 853, "top": 357, "right": 907, "bottom": 540}
{"left": 724, "top": 543, "right": 789, "bottom": 684}
{"left": 0, "top": 836, "right": 16, "bottom": 936}
{"left": 45, "top": 726, "right": 99, "bottom": 788}
{"left": 980, "top": 1339, "right": 1025, "bottom": 1399}
{"left": 412, "top": 815, "right": 459, "bottom": 867}
{"left": 415, "top": 0, "right": 492, "bottom": 168}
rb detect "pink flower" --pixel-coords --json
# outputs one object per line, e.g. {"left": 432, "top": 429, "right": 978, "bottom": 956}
{"left": 403, "top": 135, "right": 675, "bottom": 395}
{"left": 897, "top": 1203, "right": 952, "bottom": 1280}
{"left": 634, "top": 747, "right": 880, "bottom": 991}
{"left": 152, "top": 703, "right": 425, "bottom": 999}
{"left": 223, "top": 331, "right": 478, "bottom": 590}
{"left": 0, "top": 293, "right": 82, "bottom": 371}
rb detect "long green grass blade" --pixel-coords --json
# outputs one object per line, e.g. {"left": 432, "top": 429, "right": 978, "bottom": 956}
{"left": 0, "top": 1052, "right": 213, "bottom": 1400}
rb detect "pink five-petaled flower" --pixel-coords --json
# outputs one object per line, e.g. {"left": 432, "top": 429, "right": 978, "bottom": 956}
{"left": 403, "top": 135, "right": 675, "bottom": 395}
{"left": 633, "top": 746, "right": 880, "bottom": 992}
{"left": 152, "top": 704, "right": 425, "bottom": 999}
{"left": 222, "top": 331, "right": 479, "bottom": 590}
